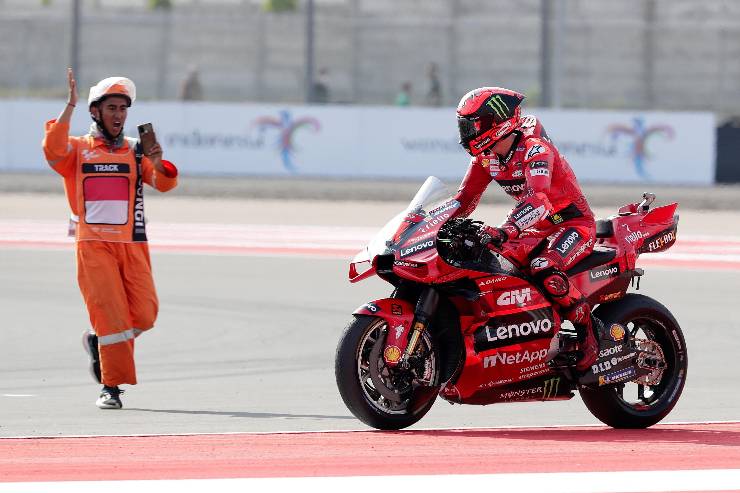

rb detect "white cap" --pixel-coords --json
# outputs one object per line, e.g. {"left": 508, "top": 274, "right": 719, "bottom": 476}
{"left": 88, "top": 77, "right": 136, "bottom": 107}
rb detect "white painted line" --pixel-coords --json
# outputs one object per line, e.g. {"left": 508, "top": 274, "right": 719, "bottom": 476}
{"left": 1, "top": 420, "right": 738, "bottom": 440}
{"left": 1, "top": 469, "right": 739, "bottom": 493}
{"left": 1, "top": 394, "right": 35, "bottom": 398}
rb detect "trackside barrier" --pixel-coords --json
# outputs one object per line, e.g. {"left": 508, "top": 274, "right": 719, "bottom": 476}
{"left": 2, "top": 100, "right": 716, "bottom": 185}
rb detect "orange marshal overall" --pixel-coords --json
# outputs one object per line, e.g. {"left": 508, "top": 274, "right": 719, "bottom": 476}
{"left": 43, "top": 120, "right": 178, "bottom": 386}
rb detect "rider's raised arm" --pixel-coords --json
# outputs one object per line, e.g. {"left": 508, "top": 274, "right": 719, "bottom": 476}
{"left": 452, "top": 155, "right": 492, "bottom": 218}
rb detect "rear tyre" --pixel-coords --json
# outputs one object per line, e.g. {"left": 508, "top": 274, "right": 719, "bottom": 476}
{"left": 580, "top": 294, "right": 687, "bottom": 428}
{"left": 335, "top": 315, "right": 440, "bottom": 430}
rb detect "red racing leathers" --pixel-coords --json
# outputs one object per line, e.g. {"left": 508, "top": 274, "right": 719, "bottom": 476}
{"left": 453, "top": 115, "right": 598, "bottom": 370}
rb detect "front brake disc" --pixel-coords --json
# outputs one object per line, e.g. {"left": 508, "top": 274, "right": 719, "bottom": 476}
{"left": 367, "top": 331, "right": 405, "bottom": 404}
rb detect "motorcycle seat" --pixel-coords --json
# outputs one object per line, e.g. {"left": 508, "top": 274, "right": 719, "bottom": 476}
{"left": 566, "top": 246, "right": 617, "bottom": 276}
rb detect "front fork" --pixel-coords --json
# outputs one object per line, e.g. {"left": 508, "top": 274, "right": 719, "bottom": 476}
{"left": 399, "top": 287, "right": 439, "bottom": 368}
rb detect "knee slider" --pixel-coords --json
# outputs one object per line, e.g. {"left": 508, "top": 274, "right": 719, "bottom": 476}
{"left": 534, "top": 267, "right": 570, "bottom": 298}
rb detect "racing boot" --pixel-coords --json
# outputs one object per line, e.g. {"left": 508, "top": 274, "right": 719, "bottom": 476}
{"left": 566, "top": 302, "right": 599, "bottom": 372}
{"left": 82, "top": 330, "right": 102, "bottom": 384}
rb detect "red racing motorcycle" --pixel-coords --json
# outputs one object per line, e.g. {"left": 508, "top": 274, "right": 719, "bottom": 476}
{"left": 335, "top": 176, "right": 686, "bottom": 429}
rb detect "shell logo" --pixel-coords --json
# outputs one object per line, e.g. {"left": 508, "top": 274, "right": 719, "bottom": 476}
{"left": 610, "top": 323, "right": 626, "bottom": 341}
{"left": 384, "top": 345, "right": 402, "bottom": 364}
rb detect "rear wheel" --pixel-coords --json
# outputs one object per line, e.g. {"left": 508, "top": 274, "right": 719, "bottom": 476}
{"left": 580, "top": 294, "right": 687, "bottom": 428}
{"left": 335, "top": 315, "right": 440, "bottom": 430}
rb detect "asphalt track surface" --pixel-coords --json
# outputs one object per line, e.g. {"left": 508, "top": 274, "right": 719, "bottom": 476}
{"left": 1, "top": 184, "right": 740, "bottom": 491}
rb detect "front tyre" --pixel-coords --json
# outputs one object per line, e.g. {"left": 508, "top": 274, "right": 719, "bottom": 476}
{"left": 581, "top": 294, "right": 688, "bottom": 428}
{"left": 335, "top": 315, "right": 440, "bottom": 430}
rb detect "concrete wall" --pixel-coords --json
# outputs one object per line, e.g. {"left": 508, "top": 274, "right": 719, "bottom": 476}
{"left": 2, "top": 0, "right": 740, "bottom": 113}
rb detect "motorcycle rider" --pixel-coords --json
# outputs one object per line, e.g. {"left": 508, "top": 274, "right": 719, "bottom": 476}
{"left": 453, "top": 87, "right": 598, "bottom": 372}
{"left": 42, "top": 68, "right": 178, "bottom": 408}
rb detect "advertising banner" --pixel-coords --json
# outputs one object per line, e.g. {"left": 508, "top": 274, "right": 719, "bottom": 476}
{"left": 534, "top": 109, "right": 716, "bottom": 185}
{"left": 2, "top": 99, "right": 715, "bottom": 185}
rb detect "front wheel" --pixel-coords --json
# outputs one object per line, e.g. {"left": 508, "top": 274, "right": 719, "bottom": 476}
{"left": 335, "top": 315, "right": 440, "bottom": 430}
{"left": 580, "top": 294, "right": 688, "bottom": 428}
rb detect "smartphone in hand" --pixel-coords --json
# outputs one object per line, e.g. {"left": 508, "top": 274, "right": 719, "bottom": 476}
{"left": 137, "top": 122, "right": 157, "bottom": 155}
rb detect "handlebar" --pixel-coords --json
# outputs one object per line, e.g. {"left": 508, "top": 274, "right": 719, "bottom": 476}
{"left": 437, "top": 218, "right": 486, "bottom": 263}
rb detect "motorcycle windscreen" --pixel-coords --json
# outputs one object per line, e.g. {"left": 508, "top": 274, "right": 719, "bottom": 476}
{"left": 349, "top": 176, "right": 454, "bottom": 280}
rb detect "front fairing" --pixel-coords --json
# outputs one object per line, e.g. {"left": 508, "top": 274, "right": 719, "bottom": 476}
{"left": 349, "top": 177, "right": 459, "bottom": 283}
{"left": 349, "top": 176, "right": 524, "bottom": 284}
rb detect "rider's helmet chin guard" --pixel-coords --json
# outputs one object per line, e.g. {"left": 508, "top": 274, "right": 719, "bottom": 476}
{"left": 457, "top": 87, "right": 525, "bottom": 157}
{"left": 88, "top": 77, "right": 136, "bottom": 109}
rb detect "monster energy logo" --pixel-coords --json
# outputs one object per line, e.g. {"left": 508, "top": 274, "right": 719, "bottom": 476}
{"left": 542, "top": 377, "right": 560, "bottom": 399}
{"left": 486, "top": 94, "right": 510, "bottom": 119}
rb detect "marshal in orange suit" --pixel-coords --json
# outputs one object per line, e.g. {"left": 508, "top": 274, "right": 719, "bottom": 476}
{"left": 42, "top": 69, "right": 178, "bottom": 409}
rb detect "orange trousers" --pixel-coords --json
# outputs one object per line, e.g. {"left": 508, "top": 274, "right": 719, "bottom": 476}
{"left": 76, "top": 240, "right": 158, "bottom": 386}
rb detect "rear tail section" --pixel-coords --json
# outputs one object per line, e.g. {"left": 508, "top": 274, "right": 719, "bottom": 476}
{"left": 637, "top": 203, "right": 678, "bottom": 254}
{"left": 568, "top": 194, "right": 678, "bottom": 304}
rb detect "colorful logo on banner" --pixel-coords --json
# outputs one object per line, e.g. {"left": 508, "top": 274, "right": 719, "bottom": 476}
{"left": 607, "top": 118, "right": 674, "bottom": 179}
{"left": 254, "top": 110, "right": 320, "bottom": 173}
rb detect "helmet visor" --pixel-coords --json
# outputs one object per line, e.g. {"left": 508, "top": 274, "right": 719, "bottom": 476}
{"left": 457, "top": 116, "right": 479, "bottom": 146}
{"left": 458, "top": 114, "right": 499, "bottom": 145}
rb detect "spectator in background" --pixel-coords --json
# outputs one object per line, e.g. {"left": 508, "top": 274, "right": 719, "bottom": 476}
{"left": 395, "top": 81, "right": 412, "bottom": 106}
{"left": 312, "top": 67, "right": 331, "bottom": 104}
{"left": 425, "top": 62, "right": 442, "bottom": 106}
{"left": 179, "top": 65, "right": 203, "bottom": 101}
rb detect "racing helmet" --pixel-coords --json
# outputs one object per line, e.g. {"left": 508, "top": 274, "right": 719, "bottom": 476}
{"left": 88, "top": 77, "right": 136, "bottom": 108}
{"left": 457, "top": 87, "right": 524, "bottom": 156}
